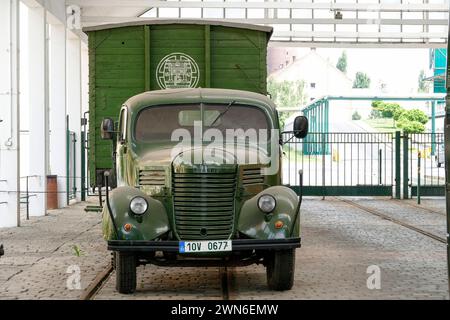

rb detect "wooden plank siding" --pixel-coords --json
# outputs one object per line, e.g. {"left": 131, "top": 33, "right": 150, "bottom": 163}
{"left": 87, "top": 23, "right": 270, "bottom": 186}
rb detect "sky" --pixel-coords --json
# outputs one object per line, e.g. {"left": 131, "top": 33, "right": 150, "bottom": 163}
{"left": 277, "top": 47, "right": 432, "bottom": 94}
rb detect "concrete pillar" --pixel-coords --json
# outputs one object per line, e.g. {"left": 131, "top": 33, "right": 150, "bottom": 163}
{"left": 49, "top": 23, "right": 67, "bottom": 208}
{"left": 27, "top": 5, "right": 48, "bottom": 217}
{"left": 0, "top": 0, "right": 20, "bottom": 227}
{"left": 66, "top": 33, "right": 82, "bottom": 202}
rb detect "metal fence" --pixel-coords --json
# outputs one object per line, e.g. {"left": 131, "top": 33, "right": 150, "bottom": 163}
{"left": 282, "top": 132, "right": 395, "bottom": 196}
{"left": 67, "top": 131, "right": 77, "bottom": 201}
{"left": 408, "top": 133, "right": 445, "bottom": 197}
{"left": 282, "top": 131, "right": 445, "bottom": 198}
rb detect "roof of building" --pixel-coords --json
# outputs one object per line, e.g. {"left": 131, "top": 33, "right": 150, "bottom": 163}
{"left": 268, "top": 50, "right": 353, "bottom": 83}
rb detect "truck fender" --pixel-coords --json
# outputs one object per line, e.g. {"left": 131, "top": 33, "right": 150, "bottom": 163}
{"left": 102, "top": 186, "right": 170, "bottom": 241}
{"left": 237, "top": 186, "right": 300, "bottom": 240}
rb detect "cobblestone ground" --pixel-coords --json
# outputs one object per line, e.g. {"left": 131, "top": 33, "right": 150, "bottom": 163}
{"left": 95, "top": 197, "right": 449, "bottom": 300}
{"left": 0, "top": 198, "right": 109, "bottom": 299}
{"left": 0, "top": 197, "right": 448, "bottom": 300}
{"left": 95, "top": 266, "right": 223, "bottom": 300}
{"left": 344, "top": 197, "right": 446, "bottom": 238}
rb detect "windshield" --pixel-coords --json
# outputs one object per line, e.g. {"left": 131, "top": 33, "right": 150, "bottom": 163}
{"left": 134, "top": 104, "right": 270, "bottom": 143}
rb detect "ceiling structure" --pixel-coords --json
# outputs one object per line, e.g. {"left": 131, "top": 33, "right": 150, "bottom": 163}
{"left": 67, "top": 0, "right": 449, "bottom": 48}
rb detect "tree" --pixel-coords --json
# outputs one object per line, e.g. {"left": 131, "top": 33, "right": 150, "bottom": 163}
{"left": 380, "top": 103, "right": 401, "bottom": 118}
{"left": 418, "top": 70, "right": 429, "bottom": 93}
{"left": 336, "top": 51, "right": 347, "bottom": 74}
{"left": 352, "top": 111, "right": 361, "bottom": 120}
{"left": 267, "top": 79, "right": 308, "bottom": 129}
{"left": 397, "top": 120, "right": 425, "bottom": 133}
{"left": 393, "top": 108, "right": 405, "bottom": 121}
{"left": 353, "top": 72, "right": 371, "bottom": 89}
{"left": 399, "top": 109, "right": 428, "bottom": 125}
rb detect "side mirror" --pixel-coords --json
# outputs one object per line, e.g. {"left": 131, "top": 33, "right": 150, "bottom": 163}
{"left": 293, "top": 116, "right": 308, "bottom": 139}
{"left": 100, "top": 118, "right": 115, "bottom": 140}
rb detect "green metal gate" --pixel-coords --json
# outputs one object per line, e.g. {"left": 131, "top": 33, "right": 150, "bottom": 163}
{"left": 282, "top": 131, "right": 445, "bottom": 198}
{"left": 408, "top": 133, "right": 445, "bottom": 197}
{"left": 282, "top": 131, "right": 396, "bottom": 197}
{"left": 66, "top": 129, "right": 77, "bottom": 202}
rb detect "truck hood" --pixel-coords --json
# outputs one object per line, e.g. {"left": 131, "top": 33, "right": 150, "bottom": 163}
{"left": 134, "top": 143, "right": 272, "bottom": 168}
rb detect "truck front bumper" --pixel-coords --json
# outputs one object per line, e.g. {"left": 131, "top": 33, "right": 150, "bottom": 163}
{"left": 108, "top": 238, "right": 301, "bottom": 252}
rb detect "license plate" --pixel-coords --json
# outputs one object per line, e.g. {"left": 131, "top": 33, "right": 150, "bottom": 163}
{"left": 179, "top": 240, "right": 232, "bottom": 253}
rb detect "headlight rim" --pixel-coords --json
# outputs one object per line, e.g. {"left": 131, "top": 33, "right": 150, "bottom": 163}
{"left": 129, "top": 196, "right": 148, "bottom": 215}
{"left": 257, "top": 194, "right": 277, "bottom": 213}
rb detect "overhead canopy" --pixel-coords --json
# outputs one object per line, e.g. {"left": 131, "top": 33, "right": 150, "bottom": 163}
{"left": 68, "top": 0, "right": 449, "bottom": 48}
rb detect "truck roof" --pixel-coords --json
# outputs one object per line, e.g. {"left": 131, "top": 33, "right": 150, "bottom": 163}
{"left": 83, "top": 19, "right": 273, "bottom": 35}
{"left": 124, "top": 88, "right": 278, "bottom": 113}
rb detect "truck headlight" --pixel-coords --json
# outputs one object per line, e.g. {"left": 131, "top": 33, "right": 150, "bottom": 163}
{"left": 257, "top": 194, "right": 276, "bottom": 213}
{"left": 130, "top": 196, "right": 148, "bottom": 215}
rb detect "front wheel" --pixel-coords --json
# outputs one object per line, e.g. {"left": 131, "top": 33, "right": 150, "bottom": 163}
{"left": 115, "top": 252, "right": 137, "bottom": 294}
{"left": 266, "top": 249, "right": 296, "bottom": 291}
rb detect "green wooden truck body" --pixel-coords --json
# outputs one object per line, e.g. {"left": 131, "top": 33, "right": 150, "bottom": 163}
{"left": 86, "top": 20, "right": 272, "bottom": 186}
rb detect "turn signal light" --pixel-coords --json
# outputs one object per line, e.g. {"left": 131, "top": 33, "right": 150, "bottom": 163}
{"left": 124, "top": 223, "right": 132, "bottom": 232}
{"left": 274, "top": 220, "right": 284, "bottom": 229}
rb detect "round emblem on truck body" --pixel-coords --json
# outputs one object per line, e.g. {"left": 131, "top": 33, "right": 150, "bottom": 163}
{"left": 156, "top": 52, "right": 200, "bottom": 89}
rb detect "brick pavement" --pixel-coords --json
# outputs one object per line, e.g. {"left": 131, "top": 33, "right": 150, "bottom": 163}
{"left": 0, "top": 197, "right": 448, "bottom": 300}
{"left": 0, "top": 199, "right": 109, "bottom": 299}
{"left": 95, "top": 197, "right": 449, "bottom": 300}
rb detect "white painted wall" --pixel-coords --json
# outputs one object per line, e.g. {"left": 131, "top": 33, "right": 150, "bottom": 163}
{"left": 0, "top": 0, "right": 20, "bottom": 227}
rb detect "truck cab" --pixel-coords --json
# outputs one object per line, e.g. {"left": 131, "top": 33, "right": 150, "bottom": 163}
{"left": 100, "top": 88, "right": 308, "bottom": 293}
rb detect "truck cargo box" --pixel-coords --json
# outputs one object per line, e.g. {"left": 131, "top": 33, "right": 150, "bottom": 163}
{"left": 84, "top": 20, "right": 273, "bottom": 186}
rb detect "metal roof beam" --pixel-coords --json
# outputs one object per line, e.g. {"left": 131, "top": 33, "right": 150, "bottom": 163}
{"left": 268, "top": 41, "right": 447, "bottom": 49}
{"left": 273, "top": 31, "right": 447, "bottom": 39}
{"left": 67, "top": 0, "right": 449, "bottom": 12}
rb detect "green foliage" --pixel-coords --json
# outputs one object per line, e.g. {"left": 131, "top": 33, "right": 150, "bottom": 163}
{"left": 371, "top": 101, "right": 402, "bottom": 119}
{"left": 381, "top": 103, "right": 401, "bottom": 118}
{"left": 371, "top": 100, "right": 383, "bottom": 108}
{"left": 396, "top": 120, "right": 425, "bottom": 133}
{"left": 393, "top": 108, "right": 405, "bottom": 121}
{"left": 369, "top": 109, "right": 382, "bottom": 119}
{"left": 72, "top": 245, "right": 84, "bottom": 257}
{"left": 268, "top": 79, "right": 307, "bottom": 108}
{"left": 336, "top": 51, "right": 347, "bottom": 74}
{"left": 353, "top": 72, "right": 371, "bottom": 88}
{"left": 369, "top": 101, "right": 428, "bottom": 133}
{"left": 267, "top": 79, "right": 308, "bottom": 129}
{"left": 352, "top": 111, "right": 361, "bottom": 120}
{"left": 399, "top": 109, "right": 428, "bottom": 125}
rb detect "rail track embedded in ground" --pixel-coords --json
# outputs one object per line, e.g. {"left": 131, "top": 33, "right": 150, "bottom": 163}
{"left": 336, "top": 197, "right": 446, "bottom": 244}
{"left": 80, "top": 265, "right": 113, "bottom": 300}
{"left": 393, "top": 199, "right": 446, "bottom": 216}
{"left": 82, "top": 264, "right": 235, "bottom": 300}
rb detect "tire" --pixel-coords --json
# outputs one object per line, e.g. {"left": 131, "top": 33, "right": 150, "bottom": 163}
{"left": 115, "top": 252, "right": 137, "bottom": 294}
{"left": 266, "top": 249, "right": 296, "bottom": 291}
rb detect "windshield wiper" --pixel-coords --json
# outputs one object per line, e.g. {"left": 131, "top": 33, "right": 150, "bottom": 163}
{"left": 209, "top": 100, "right": 236, "bottom": 127}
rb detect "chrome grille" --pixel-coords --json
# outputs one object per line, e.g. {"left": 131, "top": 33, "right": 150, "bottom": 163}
{"left": 242, "top": 168, "right": 264, "bottom": 186}
{"left": 139, "top": 169, "right": 166, "bottom": 187}
{"left": 172, "top": 171, "right": 236, "bottom": 240}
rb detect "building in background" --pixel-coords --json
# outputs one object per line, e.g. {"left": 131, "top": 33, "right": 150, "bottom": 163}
{"left": 268, "top": 48, "right": 353, "bottom": 102}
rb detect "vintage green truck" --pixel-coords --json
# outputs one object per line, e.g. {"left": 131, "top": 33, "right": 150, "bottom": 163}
{"left": 85, "top": 20, "right": 308, "bottom": 294}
